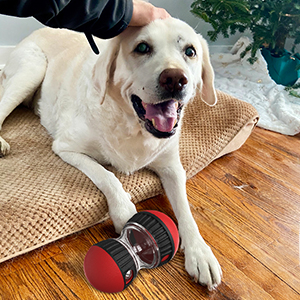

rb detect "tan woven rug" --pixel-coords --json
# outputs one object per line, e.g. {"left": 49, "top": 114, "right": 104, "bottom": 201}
{"left": 0, "top": 91, "right": 258, "bottom": 263}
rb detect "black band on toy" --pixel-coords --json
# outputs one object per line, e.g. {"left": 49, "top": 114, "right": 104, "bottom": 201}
{"left": 127, "top": 211, "right": 176, "bottom": 266}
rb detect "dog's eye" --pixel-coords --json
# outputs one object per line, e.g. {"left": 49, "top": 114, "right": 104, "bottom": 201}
{"left": 135, "top": 42, "right": 151, "bottom": 54}
{"left": 185, "top": 46, "right": 196, "bottom": 57}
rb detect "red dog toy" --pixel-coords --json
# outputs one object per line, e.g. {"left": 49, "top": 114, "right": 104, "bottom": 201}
{"left": 84, "top": 210, "right": 179, "bottom": 293}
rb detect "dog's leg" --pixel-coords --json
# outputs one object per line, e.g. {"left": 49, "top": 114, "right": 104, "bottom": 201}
{"left": 150, "top": 154, "right": 222, "bottom": 290}
{"left": 52, "top": 145, "right": 137, "bottom": 233}
{"left": 0, "top": 42, "right": 47, "bottom": 156}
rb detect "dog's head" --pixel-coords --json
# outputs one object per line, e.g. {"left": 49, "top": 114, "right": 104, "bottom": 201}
{"left": 95, "top": 18, "right": 217, "bottom": 139}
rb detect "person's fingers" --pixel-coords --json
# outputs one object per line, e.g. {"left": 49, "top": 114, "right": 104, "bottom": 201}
{"left": 153, "top": 7, "right": 170, "bottom": 21}
{"left": 129, "top": 0, "right": 170, "bottom": 27}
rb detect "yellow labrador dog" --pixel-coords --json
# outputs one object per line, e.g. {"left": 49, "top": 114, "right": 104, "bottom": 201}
{"left": 0, "top": 18, "right": 222, "bottom": 290}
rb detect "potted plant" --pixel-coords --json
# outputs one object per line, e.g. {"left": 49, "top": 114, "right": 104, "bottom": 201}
{"left": 191, "top": 0, "right": 300, "bottom": 86}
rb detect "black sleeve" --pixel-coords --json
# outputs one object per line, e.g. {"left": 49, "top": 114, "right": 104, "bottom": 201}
{"left": 0, "top": 0, "right": 133, "bottom": 39}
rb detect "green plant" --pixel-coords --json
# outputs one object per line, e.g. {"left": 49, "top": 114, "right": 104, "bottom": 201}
{"left": 191, "top": 0, "right": 300, "bottom": 63}
{"left": 285, "top": 82, "right": 300, "bottom": 98}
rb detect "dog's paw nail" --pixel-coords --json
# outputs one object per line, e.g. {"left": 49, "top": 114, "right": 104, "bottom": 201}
{"left": 184, "top": 242, "right": 222, "bottom": 290}
{"left": 0, "top": 138, "right": 10, "bottom": 157}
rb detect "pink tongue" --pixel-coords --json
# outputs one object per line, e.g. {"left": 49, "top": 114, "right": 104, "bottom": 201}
{"left": 143, "top": 100, "right": 177, "bottom": 132}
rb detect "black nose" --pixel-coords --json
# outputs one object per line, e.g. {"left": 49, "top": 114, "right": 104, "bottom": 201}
{"left": 159, "top": 68, "right": 188, "bottom": 94}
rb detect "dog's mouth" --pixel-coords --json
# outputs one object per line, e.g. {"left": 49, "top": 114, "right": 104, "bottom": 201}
{"left": 131, "top": 95, "right": 183, "bottom": 138}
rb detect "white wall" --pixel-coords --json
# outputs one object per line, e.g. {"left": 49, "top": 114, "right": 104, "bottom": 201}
{"left": 1, "top": 0, "right": 297, "bottom": 52}
{"left": 150, "top": 0, "right": 248, "bottom": 46}
{"left": 0, "top": 15, "right": 43, "bottom": 46}
{"left": 0, "top": 0, "right": 246, "bottom": 47}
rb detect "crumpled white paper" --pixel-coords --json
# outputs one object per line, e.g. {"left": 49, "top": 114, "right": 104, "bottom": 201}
{"left": 211, "top": 37, "right": 300, "bottom": 135}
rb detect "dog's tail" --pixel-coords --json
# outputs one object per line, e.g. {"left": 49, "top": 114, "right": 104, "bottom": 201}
{"left": 0, "top": 70, "right": 3, "bottom": 100}
{"left": 0, "top": 67, "right": 4, "bottom": 101}
{"left": 0, "top": 69, "right": 10, "bottom": 157}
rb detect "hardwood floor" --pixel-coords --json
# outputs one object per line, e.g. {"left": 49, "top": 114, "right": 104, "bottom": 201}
{"left": 0, "top": 127, "right": 299, "bottom": 300}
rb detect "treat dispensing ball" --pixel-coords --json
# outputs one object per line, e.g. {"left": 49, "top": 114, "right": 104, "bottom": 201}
{"left": 84, "top": 210, "right": 179, "bottom": 293}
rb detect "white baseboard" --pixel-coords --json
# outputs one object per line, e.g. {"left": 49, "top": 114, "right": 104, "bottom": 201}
{"left": 209, "top": 45, "right": 233, "bottom": 54}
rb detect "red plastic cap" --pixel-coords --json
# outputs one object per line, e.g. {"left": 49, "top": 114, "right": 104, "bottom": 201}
{"left": 144, "top": 210, "right": 180, "bottom": 256}
{"left": 84, "top": 245, "right": 125, "bottom": 293}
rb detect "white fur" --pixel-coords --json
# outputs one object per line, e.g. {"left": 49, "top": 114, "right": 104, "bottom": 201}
{"left": 0, "top": 18, "right": 221, "bottom": 290}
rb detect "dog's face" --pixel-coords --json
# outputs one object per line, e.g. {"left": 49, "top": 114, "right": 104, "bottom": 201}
{"left": 101, "top": 18, "right": 217, "bottom": 138}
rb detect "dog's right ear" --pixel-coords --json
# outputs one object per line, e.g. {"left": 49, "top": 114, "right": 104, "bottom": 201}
{"left": 198, "top": 35, "right": 217, "bottom": 106}
{"left": 92, "top": 38, "right": 120, "bottom": 104}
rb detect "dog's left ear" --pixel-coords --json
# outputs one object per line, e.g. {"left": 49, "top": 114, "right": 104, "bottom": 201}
{"left": 92, "top": 38, "right": 120, "bottom": 104}
{"left": 198, "top": 35, "right": 217, "bottom": 106}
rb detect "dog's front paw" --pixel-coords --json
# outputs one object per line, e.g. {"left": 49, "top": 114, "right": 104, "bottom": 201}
{"left": 0, "top": 137, "right": 10, "bottom": 157}
{"left": 182, "top": 238, "right": 222, "bottom": 291}
{"left": 109, "top": 192, "right": 137, "bottom": 234}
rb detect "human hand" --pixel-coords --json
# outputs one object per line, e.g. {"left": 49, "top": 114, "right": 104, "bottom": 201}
{"left": 129, "top": 0, "right": 170, "bottom": 27}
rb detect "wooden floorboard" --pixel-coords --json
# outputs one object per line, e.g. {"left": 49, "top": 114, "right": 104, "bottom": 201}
{"left": 0, "top": 127, "right": 299, "bottom": 300}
